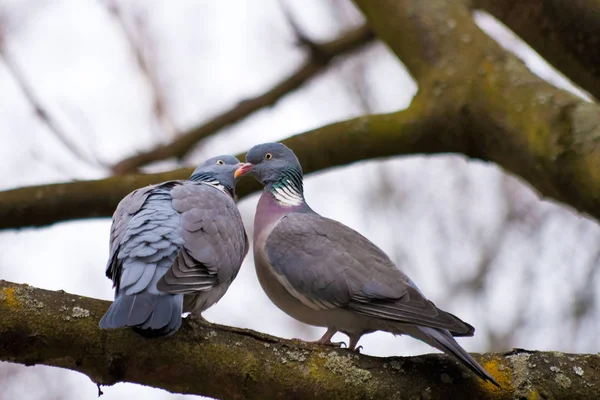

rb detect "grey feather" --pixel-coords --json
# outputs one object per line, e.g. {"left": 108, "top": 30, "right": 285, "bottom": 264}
{"left": 156, "top": 183, "right": 248, "bottom": 302}
{"left": 266, "top": 213, "right": 473, "bottom": 335}
{"left": 100, "top": 154, "right": 248, "bottom": 337}
{"left": 239, "top": 141, "right": 498, "bottom": 387}
{"left": 410, "top": 326, "right": 497, "bottom": 385}
{"left": 100, "top": 183, "right": 184, "bottom": 337}
{"left": 265, "top": 213, "right": 474, "bottom": 335}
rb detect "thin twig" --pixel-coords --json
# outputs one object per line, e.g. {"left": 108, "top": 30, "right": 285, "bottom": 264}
{"left": 0, "top": 50, "right": 102, "bottom": 169}
{"left": 111, "top": 24, "right": 375, "bottom": 175}
{"left": 101, "top": 0, "right": 176, "bottom": 140}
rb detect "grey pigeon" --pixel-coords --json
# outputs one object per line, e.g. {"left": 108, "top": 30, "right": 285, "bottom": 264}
{"left": 100, "top": 155, "right": 248, "bottom": 337}
{"left": 235, "top": 142, "right": 499, "bottom": 386}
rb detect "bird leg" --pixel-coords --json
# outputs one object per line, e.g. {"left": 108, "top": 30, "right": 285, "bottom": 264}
{"left": 294, "top": 328, "right": 346, "bottom": 348}
{"left": 347, "top": 333, "right": 363, "bottom": 352}
{"left": 185, "top": 313, "right": 209, "bottom": 330}
{"left": 315, "top": 328, "right": 347, "bottom": 347}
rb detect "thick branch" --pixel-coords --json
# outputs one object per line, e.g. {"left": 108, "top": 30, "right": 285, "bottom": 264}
{"left": 350, "top": 0, "right": 484, "bottom": 84}
{"left": 1, "top": 280, "right": 598, "bottom": 399}
{"left": 0, "top": 94, "right": 450, "bottom": 230}
{"left": 351, "top": 0, "right": 600, "bottom": 220}
{"left": 473, "top": 0, "right": 600, "bottom": 101}
{"left": 111, "top": 25, "right": 374, "bottom": 175}
{"left": 3, "top": 0, "right": 600, "bottom": 228}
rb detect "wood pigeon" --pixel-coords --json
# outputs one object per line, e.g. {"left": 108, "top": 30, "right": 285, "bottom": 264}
{"left": 234, "top": 142, "right": 499, "bottom": 386}
{"left": 100, "top": 155, "right": 248, "bottom": 337}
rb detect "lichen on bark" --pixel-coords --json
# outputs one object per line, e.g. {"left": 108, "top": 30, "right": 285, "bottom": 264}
{"left": 1, "top": 280, "right": 599, "bottom": 399}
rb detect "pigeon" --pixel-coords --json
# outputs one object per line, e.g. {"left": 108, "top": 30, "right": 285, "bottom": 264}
{"left": 100, "top": 155, "right": 248, "bottom": 338}
{"left": 234, "top": 142, "right": 499, "bottom": 386}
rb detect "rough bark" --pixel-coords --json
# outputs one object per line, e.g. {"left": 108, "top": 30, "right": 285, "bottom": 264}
{"left": 2, "top": 78, "right": 600, "bottom": 229}
{"left": 1, "top": 280, "right": 598, "bottom": 399}
{"left": 473, "top": 0, "right": 600, "bottom": 101}
{"left": 0, "top": 97, "right": 444, "bottom": 230}
{"left": 352, "top": 0, "right": 600, "bottom": 220}
{"left": 111, "top": 25, "right": 374, "bottom": 175}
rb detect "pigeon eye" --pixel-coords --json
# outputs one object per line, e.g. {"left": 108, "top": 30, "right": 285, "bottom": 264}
{"left": 264, "top": 153, "right": 272, "bottom": 160}
{"left": 216, "top": 159, "right": 224, "bottom": 165}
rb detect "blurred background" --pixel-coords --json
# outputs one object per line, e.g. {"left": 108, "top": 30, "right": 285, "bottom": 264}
{"left": 0, "top": 1, "right": 598, "bottom": 399}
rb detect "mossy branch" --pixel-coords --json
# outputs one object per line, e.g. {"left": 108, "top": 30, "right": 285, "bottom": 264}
{"left": 352, "top": 0, "right": 600, "bottom": 220}
{"left": 473, "top": 0, "right": 600, "bottom": 101}
{"left": 0, "top": 97, "right": 446, "bottom": 230}
{"left": 1, "top": 280, "right": 599, "bottom": 399}
{"left": 1, "top": 0, "right": 600, "bottom": 230}
{"left": 2, "top": 85, "right": 600, "bottom": 230}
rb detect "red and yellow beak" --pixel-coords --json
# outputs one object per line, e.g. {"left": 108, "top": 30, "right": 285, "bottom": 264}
{"left": 234, "top": 163, "right": 254, "bottom": 179}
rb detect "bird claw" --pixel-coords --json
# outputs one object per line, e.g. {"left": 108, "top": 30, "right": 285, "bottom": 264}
{"left": 185, "top": 313, "right": 209, "bottom": 330}
{"left": 352, "top": 345, "right": 363, "bottom": 353}
{"left": 322, "top": 340, "right": 347, "bottom": 348}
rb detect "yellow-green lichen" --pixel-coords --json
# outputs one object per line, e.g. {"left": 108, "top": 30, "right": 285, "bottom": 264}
{"left": 0, "top": 287, "right": 19, "bottom": 308}
{"left": 242, "top": 353, "right": 259, "bottom": 382}
{"left": 483, "top": 358, "right": 511, "bottom": 390}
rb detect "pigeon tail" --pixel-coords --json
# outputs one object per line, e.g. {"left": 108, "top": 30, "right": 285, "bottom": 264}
{"left": 412, "top": 326, "right": 500, "bottom": 387}
{"left": 99, "top": 292, "right": 183, "bottom": 338}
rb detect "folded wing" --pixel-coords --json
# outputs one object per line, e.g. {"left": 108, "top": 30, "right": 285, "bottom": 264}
{"left": 100, "top": 182, "right": 184, "bottom": 336}
{"left": 265, "top": 212, "right": 473, "bottom": 336}
{"left": 157, "top": 184, "right": 248, "bottom": 301}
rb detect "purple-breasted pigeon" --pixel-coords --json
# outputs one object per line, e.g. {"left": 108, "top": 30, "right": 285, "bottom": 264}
{"left": 234, "top": 142, "right": 499, "bottom": 386}
{"left": 100, "top": 155, "right": 248, "bottom": 337}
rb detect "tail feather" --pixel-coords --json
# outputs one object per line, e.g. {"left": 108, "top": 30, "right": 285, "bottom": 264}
{"left": 99, "top": 292, "right": 183, "bottom": 338}
{"left": 414, "top": 326, "right": 500, "bottom": 387}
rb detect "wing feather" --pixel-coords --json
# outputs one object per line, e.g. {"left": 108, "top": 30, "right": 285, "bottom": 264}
{"left": 156, "top": 183, "right": 247, "bottom": 295}
{"left": 266, "top": 213, "right": 473, "bottom": 335}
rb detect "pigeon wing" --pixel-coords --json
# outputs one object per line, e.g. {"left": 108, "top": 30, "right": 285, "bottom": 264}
{"left": 265, "top": 212, "right": 473, "bottom": 335}
{"left": 157, "top": 183, "right": 247, "bottom": 294}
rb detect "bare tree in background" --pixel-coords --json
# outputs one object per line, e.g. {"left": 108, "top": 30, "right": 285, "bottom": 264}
{"left": 0, "top": 0, "right": 599, "bottom": 399}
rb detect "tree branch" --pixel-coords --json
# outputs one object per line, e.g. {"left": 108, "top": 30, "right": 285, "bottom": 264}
{"left": 2, "top": 73, "right": 600, "bottom": 231}
{"left": 1, "top": 280, "right": 598, "bottom": 399}
{"left": 350, "top": 0, "right": 483, "bottom": 85}
{"left": 2, "top": 0, "right": 600, "bottom": 230}
{"left": 0, "top": 95, "right": 444, "bottom": 230}
{"left": 351, "top": 0, "right": 600, "bottom": 219}
{"left": 0, "top": 49, "right": 101, "bottom": 169}
{"left": 111, "top": 25, "right": 375, "bottom": 175}
{"left": 101, "top": 0, "right": 177, "bottom": 140}
{"left": 472, "top": 0, "right": 600, "bottom": 101}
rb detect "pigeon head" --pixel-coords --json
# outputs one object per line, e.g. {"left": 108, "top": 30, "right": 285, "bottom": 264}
{"left": 235, "top": 142, "right": 303, "bottom": 185}
{"left": 190, "top": 155, "right": 242, "bottom": 194}
{"left": 235, "top": 143, "right": 305, "bottom": 207}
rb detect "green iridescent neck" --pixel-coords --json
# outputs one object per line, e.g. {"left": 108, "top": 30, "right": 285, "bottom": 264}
{"left": 267, "top": 167, "right": 304, "bottom": 206}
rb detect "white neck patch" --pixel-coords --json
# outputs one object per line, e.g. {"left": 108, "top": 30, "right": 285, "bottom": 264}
{"left": 200, "top": 179, "right": 228, "bottom": 195}
{"left": 272, "top": 181, "right": 303, "bottom": 207}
